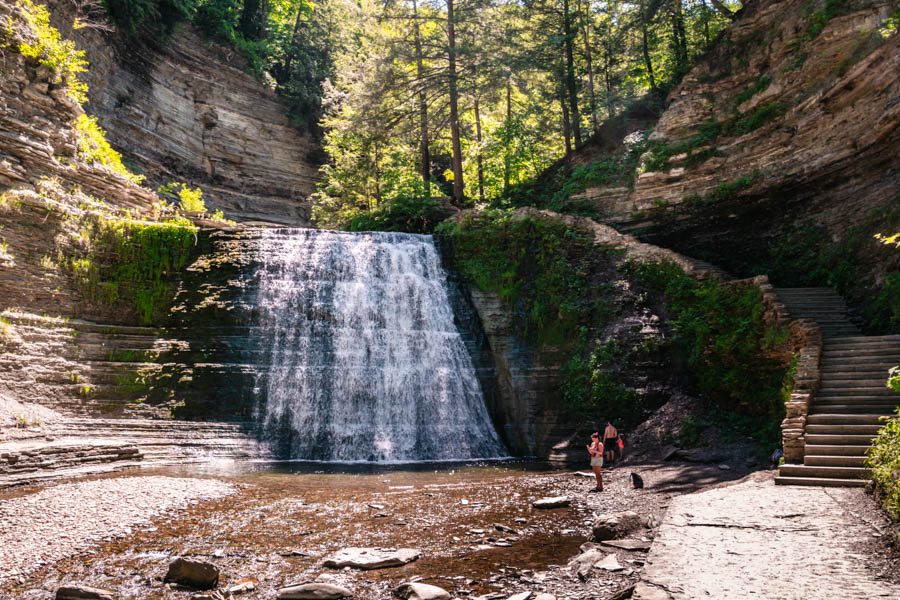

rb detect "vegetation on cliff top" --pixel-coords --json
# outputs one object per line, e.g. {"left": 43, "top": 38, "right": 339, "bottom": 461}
{"left": 439, "top": 210, "right": 793, "bottom": 439}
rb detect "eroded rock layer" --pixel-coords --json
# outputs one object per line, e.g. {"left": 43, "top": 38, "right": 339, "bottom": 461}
{"left": 49, "top": 2, "right": 319, "bottom": 225}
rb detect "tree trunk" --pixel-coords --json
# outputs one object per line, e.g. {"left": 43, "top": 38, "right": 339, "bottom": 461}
{"left": 671, "top": 0, "right": 689, "bottom": 73}
{"left": 447, "top": 0, "right": 465, "bottom": 205}
{"left": 640, "top": 2, "right": 657, "bottom": 91}
{"left": 472, "top": 95, "right": 485, "bottom": 203}
{"left": 560, "top": 90, "right": 572, "bottom": 157}
{"left": 562, "top": 0, "right": 581, "bottom": 148}
{"left": 604, "top": 40, "right": 614, "bottom": 118}
{"left": 503, "top": 80, "right": 512, "bottom": 194}
{"left": 577, "top": 0, "right": 599, "bottom": 135}
{"left": 412, "top": 0, "right": 431, "bottom": 196}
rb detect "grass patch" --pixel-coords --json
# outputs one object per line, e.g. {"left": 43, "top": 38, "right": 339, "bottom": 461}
{"left": 735, "top": 75, "right": 772, "bottom": 106}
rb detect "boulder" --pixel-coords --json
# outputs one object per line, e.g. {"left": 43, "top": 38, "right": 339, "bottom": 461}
{"left": 55, "top": 585, "right": 115, "bottom": 600}
{"left": 531, "top": 496, "right": 570, "bottom": 509}
{"left": 278, "top": 583, "right": 353, "bottom": 599}
{"left": 568, "top": 548, "right": 606, "bottom": 580}
{"left": 164, "top": 558, "right": 220, "bottom": 590}
{"left": 394, "top": 582, "right": 451, "bottom": 600}
{"left": 592, "top": 511, "right": 643, "bottom": 541}
{"left": 323, "top": 547, "right": 420, "bottom": 570}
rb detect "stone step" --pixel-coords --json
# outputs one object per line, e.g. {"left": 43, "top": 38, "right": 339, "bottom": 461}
{"left": 778, "top": 464, "right": 869, "bottom": 479}
{"left": 805, "top": 424, "right": 883, "bottom": 435}
{"left": 820, "top": 368, "right": 898, "bottom": 377}
{"left": 774, "top": 476, "right": 867, "bottom": 487}
{"left": 821, "top": 349, "right": 900, "bottom": 360}
{"left": 806, "top": 414, "right": 887, "bottom": 425}
{"left": 803, "top": 444, "right": 871, "bottom": 456}
{"left": 818, "top": 379, "right": 896, "bottom": 388}
{"left": 808, "top": 404, "right": 897, "bottom": 414}
{"left": 815, "top": 387, "right": 897, "bottom": 397}
{"left": 825, "top": 335, "right": 900, "bottom": 345}
{"left": 804, "top": 455, "right": 867, "bottom": 467}
{"left": 805, "top": 433, "right": 877, "bottom": 445}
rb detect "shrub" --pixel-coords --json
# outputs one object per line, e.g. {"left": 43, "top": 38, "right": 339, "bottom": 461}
{"left": 74, "top": 115, "right": 144, "bottom": 184}
{"left": 628, "top": 259, "right": 791, "bottom": 421}
{"left": 866, "top": 407, "right": 900, "bottom": 521}
{"left": 14, "top": 0, "right": 88, "bottom": 103}
{"left": 348, "top": 195, "right": 450, "bottom": 234}
{"left": 102, "top": 0, "right": 194, "bottom": 37}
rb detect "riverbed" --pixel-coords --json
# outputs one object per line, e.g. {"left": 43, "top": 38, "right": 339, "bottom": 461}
{"left": 0, "top": 460, "right": 747, "bottom": 599}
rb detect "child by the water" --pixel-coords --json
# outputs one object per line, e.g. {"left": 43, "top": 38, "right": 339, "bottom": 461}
{"left": 586, "top": 432, "right": 604, "bottom": 492}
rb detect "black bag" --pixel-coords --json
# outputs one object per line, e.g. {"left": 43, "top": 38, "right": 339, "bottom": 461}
{"left": 630, "top": 472, "right": 644, "bottom": 489}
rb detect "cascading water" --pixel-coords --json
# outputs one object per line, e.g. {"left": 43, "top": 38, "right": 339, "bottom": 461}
{"left": 253, "top": 228, "right": 507, "bottom": 462}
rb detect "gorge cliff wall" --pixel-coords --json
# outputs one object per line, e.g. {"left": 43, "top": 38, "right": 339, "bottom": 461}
{"left": 576, "top": 0, "right": 900, "bottom": 312}
{"left": 48, "top": 3, "right": 320, "bottom": 225}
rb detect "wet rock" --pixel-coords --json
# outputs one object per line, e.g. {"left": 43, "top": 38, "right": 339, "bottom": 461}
{"left": 595, "top": 554, "right": 624, "bottom": 572}
{"left": 600, "top": 539, "right": 652, "bottom": 551}
{"left": 532, "top": 496, "right": 570, "bottom": 509}
{"left": 323, "top": 547, "right": 420, "bottom": 570}
{"left": 228, "top": 577, "right": 259, "bottom": 594}
{"left": 494, "top": 524, "right": 518, "bottom": 535}
{"left": 278, "top": 582, "right": 352, "bottom": 599}
{"left": 164, "top": 558, "right": 220, "bottom": 589}
{"left": 568, "top": 548, "right": 606, "bottom": 580}
{"left": 55, "top": 584, "right": 114, "bottom": 600}
{"left": 190, "top": 593, "right": 228, "bottom": 600}
{"left": 592, "top": 511, "right": 643, "bottom": 541}
{"left": 395, "top": 582, "right": 450, "bottom": 600}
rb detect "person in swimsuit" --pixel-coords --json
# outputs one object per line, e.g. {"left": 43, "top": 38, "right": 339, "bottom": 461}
{"left": 603, "top": 421, "right": 618, "bottom": 465}
{"left": 587, "top": 432, "right": 603, "bottom": 492}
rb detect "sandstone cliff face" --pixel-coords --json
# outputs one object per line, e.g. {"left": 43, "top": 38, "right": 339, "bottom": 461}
{"left": 578, "top": 0, "right": 900, "bottom": 292}
{"left": 49, "top": 3, "right": 320, "bottom": 225}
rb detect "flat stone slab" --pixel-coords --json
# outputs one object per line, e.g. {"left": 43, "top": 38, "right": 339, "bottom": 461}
{"left": 277, "top": 582, "right": 352, "bottom": 599}
{"left": 633, "top": 474, "right": 900, "bottom": 599}
{"left": 532, "top": 496, "right": 570, "bottom": 509}
{"left": 322, "top": 547, "right": 420, "bottom": 570}
{"left": 395, "top": 582, "right": 451, "bottom": 600}
{"left": 55, "top": 585, "right": 115, "bottom": 600}
{"left": 600, "top": 539, "right": 651, "bottom": 551}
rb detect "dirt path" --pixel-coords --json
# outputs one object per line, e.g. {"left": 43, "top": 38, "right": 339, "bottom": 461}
{"left": 633, "top": 472, "right": 900, "bottom": 599}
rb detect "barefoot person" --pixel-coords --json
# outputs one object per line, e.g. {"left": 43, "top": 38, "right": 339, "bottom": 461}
{"left": 586, "top": 432, "right": 604, "bottom": 492}
{"left": 603, "top": 421, "right": 618, "bottom": 465}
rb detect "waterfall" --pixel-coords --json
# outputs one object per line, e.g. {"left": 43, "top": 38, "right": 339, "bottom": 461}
{"left": 252, "top": 228, "right": 507, "bottom": 462}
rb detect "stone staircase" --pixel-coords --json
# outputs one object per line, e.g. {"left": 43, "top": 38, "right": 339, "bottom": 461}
{"left": 775, "top": 288, "right": 900, "bottom": 486}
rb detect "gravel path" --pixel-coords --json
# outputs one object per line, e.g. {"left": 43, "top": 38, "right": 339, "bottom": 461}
{"left": 633, "top": 472, "right": 900, "bottom": 599}
{"left": 0, "top": 476, "right": 234, "bottom": 585}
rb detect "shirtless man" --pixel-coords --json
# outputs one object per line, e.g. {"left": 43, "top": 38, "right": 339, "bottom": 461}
{"left": 603, "top": 421, "right": 618, "bottom": 464}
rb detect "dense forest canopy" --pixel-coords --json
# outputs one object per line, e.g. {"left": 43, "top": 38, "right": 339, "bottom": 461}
{"left": 98, "top": 0, "right": 740, "bottom": 229}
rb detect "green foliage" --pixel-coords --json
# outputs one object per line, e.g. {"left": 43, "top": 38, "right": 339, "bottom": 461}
{"left": 74, "top": 115, "right": 145, "bottom": 184}
{"left": 735, "top": 75, "right": 772, "bottom": 107}
{"left": 641, "top": 121, "right": 722, "bottom": 173}
{"left": 628, "top": 260, "right": 791, "bottom": 420}
{"left": 729, "top": 102, "right": 787, "bottom": 135}
{"left": 158, "top": 182, "right": 206, "bottom": 212}
{"left": 12, "top": 0, "right": 88, "bottom": 103}
{"left": 346, "top": 196, "right": 450, "bottom": 234}
{"left": 710, "top": 170, "right": 760, "bottom": 201}
{"left": 102, "top": 0, "right": 194, "bottom": 36}
{"left": 804, "top": 0, "right": 843, "bottom": 41}
{"left": 437, "top": 211, "right": 608, "bottom": 345}
{"left": 866, "top": 407, "right": 900, "bottom": 521}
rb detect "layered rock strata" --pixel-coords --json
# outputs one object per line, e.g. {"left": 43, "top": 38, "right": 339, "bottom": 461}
{"left": 47, "top": 1, "right": 319, "bottom": 225}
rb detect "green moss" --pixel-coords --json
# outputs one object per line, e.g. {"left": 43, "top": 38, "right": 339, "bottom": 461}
{"left": 66, "top": 214, "right": 198, "bottom": 325}
{"left": 437, "top": 211, "right": 610, "bottom": 344}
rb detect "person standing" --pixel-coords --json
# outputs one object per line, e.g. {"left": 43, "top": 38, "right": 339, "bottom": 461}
{"left": 586, "top": 432, "right": 604, "bottom": 492}
{"left": 603, "top": 421, "right": 618, "bottom": 464}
